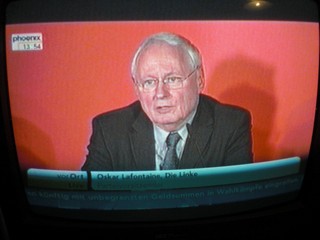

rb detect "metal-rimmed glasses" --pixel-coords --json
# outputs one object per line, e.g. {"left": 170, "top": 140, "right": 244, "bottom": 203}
{"left": 135, "top": 66, "right": 199, "bottom": 92}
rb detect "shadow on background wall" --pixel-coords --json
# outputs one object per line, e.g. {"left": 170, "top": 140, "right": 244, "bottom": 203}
{"left": 207, "top": 54, "right": 276, "bottom": 162}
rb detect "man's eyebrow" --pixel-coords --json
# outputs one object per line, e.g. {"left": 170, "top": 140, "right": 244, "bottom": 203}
{"left": 142, "top": 71, "right": 182, "bottom": 79}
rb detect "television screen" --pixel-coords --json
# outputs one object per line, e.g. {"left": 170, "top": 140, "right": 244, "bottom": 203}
{"left": 1, "top": 0, "right": 319, "bottom": 239}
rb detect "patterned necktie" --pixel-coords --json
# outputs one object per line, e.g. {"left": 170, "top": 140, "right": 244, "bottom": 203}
{"left": 161, "top": 132, "right": 181, "bottom": 170}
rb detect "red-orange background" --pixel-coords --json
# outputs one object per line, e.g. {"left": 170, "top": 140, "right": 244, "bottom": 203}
{"left": 6, "top": 21, "right": 319, "bottom": 170}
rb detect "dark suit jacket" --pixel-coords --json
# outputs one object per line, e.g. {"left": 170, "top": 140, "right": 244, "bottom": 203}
{"left": 81, "top": 94, "right": 253, "bottom": 171}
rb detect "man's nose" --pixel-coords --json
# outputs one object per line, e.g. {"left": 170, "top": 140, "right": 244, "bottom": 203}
{"left": 155, "top": 81, "right": 170, "bottom": 98}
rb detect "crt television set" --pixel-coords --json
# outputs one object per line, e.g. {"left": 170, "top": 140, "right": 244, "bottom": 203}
{"left": 1, "top": 0, "right": 319, "bottom": 239}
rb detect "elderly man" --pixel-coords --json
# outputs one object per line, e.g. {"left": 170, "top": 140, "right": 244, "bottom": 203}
{"left": 81, "top": 32, "right": 253, "bottom": 171}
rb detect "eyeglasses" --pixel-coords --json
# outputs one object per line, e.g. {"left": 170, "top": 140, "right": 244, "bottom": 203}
{"left": 135, "top": 66, "right": 199, "bottom": 92}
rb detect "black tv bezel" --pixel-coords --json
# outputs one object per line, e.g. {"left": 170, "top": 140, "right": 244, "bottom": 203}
{"left": 4, "top": 0, "right": 319, "bottom": 23}
{"left": 1, "top": 0, "right": 319, "bottom": 239}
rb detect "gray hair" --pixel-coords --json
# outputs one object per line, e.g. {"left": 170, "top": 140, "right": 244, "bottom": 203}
{"left": 131, "top": 32, "right": 203, "bottom": 79}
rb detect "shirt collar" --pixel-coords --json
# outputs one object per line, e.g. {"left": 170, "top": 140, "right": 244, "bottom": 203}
{"left": 153, "top": 107, "right": 197, "bottom": 147}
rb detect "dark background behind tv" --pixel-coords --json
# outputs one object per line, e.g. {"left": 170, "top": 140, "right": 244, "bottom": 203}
{"left": 1, "top": 0, "right": 320, "bottom": 239}
{"left": 3, "top": 0, "right": 320, "bottom": 23}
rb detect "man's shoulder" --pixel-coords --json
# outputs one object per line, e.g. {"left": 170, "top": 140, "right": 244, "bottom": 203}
{"left": 200, "top": 94, "right": 251, "bottom": 119}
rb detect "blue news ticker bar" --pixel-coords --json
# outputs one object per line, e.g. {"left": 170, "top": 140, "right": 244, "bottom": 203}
{"left": 25, "top": 174, "right": 304, "bottom": 210}
{"left": 27, "top": 157, "right": 301, "bottom": 191}
{"left": 27, "top": 169, "right": 88, "bottom": 190}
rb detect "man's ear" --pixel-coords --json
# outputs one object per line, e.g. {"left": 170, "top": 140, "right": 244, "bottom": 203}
{"left": 133, "top": 80, "right": 141, "bottom": 98}
{"left": 197, "top": 67, "right": 205, "bottom": 92}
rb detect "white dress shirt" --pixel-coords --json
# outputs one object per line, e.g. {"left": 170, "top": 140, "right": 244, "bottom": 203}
{"left": 153, "top": 110, "right": 197, "bottom": 170}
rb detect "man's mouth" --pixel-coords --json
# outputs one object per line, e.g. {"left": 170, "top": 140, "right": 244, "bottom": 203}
{"left": 156, "top": 106, "right": 173, "bottom": 114}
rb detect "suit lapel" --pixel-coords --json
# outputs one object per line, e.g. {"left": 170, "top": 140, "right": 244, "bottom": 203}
{"left": 179, "top": 97, "right": 215, "bottom": 169}
{"left": 128, "top": 95, "right": 215, "bottom": 170}
{"left": 130, "top": 110, "right": 156, "bottom": 170}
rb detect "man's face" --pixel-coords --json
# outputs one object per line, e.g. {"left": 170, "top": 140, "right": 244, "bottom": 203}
{"left": 134, "top": 43, "right": 204, "bottom": 132}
